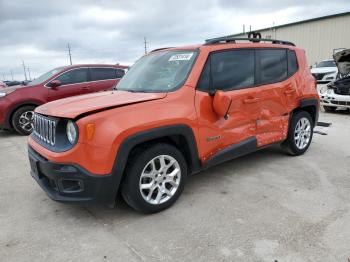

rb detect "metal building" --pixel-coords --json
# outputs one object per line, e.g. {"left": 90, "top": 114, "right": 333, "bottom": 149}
{"left": 232, "top": 11, "right": 350, "bottom": 66}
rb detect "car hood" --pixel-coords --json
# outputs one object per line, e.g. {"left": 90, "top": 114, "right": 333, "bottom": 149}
{"left": 334, "top": 49, "right": 350, "bottom": 75}
{"left": 0, "top": 84, "right": 25, "bottom": 92}
{"left": 310, "top": 67, "right": 337, "bottom": 74}
{"left": 35, "top": 90, "right": 167, "bottom": 119}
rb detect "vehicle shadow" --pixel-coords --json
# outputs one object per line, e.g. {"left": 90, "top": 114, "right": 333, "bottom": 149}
{"left": 0, "top": 129, "right": 19, "bottom": 138}
{"left": 53, "top": 144, "right": 285, "bottom": 222}
{"left": 322, "top": 108, "right": 350, "bottom": 115}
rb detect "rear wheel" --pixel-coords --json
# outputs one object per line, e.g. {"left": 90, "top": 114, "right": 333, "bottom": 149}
{"left": 11, "top": 106, "right": 36, "bottom": 135}
{"left": 281, "top": 111, "right": 314, "bottom": 156}
{"left": 121, "top": 143, "right": 187, "bottom": 213}
{"left": 323, "top": 106, "right": 336, "bottom": 112}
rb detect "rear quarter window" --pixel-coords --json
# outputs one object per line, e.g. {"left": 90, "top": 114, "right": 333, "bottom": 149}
{"left": 288, "top": 50, "right": 299, "bottom": 76}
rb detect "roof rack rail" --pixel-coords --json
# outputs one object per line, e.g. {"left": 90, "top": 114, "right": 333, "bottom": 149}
{"left": 205, "top": 34, "right": 295, "bottom": 47}
{"left": 150, "top": 47, "right": 174, "bottom": 53}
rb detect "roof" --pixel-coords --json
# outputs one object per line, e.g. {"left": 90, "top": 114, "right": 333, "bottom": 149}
{"left": 232, "top": 11, "right": 350, "bottom": 36}
{"left": 63, "top": 64, "right": 129, "bottom": 69}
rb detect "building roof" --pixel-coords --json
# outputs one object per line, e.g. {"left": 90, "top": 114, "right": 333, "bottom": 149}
{"left": 232, "top": 11, "right": 350, "bottom": 36}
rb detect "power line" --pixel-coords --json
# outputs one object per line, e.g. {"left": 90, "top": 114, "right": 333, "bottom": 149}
{"left": 67, "top": 43, "right": 73, "bottom": 65}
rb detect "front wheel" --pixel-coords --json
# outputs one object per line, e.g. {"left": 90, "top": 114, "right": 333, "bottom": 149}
{"left": 281, "top": 111, "right": 314, "bottom": 156}
{"left": 121, "top": 143, "right": 187, "bottom": 213}
{"left": 11, "top": 106, "right": 36, "bottom": 135}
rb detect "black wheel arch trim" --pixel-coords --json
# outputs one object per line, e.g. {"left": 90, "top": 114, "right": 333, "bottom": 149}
{"left": 300, "top": 98, "right": 319, "bottom": 108}
{"left": 299, "top": 98, "right": 320, "bottom": 125}
{"left": 111, "top": 124, "right": 201, "bottom": 198}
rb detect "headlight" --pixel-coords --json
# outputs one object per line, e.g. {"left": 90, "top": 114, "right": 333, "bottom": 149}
{"left": 319, "top": 86, "right": 328, "bottom": 94}
{"left": 66, "top": 120, "right": 78, "bottom": 144}
{"left": 0, "top": 89, "right": 15, "bottom": 97}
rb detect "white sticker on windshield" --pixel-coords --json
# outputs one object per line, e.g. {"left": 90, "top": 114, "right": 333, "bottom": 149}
{"left": 169, "top": 53, "right": 194, "bottom": 61}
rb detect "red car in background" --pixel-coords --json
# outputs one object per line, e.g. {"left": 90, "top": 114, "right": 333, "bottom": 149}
{"left": 0, "top": 64, "right": 128, "bottom": 135}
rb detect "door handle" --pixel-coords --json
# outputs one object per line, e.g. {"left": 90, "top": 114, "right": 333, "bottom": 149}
{"left": 80, "top": 86, "right": 90, "bottom": 90}
{"left": 284, "top": 88, "right": 296, "bottom": 94}
{"left": 243, "top": 97, "right": 260, "bottom": 104}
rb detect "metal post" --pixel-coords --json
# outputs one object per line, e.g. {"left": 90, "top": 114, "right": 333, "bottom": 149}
{"left": 22, "top": 60, "right": 27, "bottom": 81}
{"left": 144, "top": 37, "right": 148, "bottom": 54}
{"left": 68, "top": 43, "right": 73, "bottom": 65}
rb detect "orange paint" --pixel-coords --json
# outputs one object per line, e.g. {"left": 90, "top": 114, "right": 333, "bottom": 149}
{"left": 28, "top": 42, "right": 318, "bottom": 175}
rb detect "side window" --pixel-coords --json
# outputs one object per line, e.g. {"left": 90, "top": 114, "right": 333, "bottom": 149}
{"left": 197, "top": 57, "right": 211, "bottom": 92}
{"left": 211, "top": 49, "right": 255, "bottom": 91}
{"left": 288, "top": 50, "right": 299, "bottom": 76}
{"left": 55, "top": 68, "right": 89, "bottom": 85}
{"left": 258, "top": 49, "right": 287, "bottom": 85}
{"left": 90, "top": 68, "right": 117, "bottom": 81}
{"left": 116, "top": 69, "right": 125, "bottom": 78}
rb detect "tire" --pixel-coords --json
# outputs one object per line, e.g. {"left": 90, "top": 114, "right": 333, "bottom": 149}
{"left": 281, "top": 111, "right": 314, "bottom": 156}
{"left": 323, "top": 106, "right": 336, "bottom": 113}
{"left": 121, "top": 143, "right": 187, "bottom": 213}
{"left": 11, "top": 106, "right": 36, "bottom": 135}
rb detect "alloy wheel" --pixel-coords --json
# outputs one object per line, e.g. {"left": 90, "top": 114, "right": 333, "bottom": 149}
{"left": 294, "top": 117, "right": 312, "bottom": 150}
{"left": 18, "top": 111, "right": 34, "bottom": 132}
{"left": 139, "top": 155, "right": 181, "bottom": 205}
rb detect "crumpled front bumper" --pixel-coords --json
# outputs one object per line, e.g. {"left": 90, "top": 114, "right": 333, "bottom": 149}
{"left": 319, "top": 88, "right": 350, "bottom": 108}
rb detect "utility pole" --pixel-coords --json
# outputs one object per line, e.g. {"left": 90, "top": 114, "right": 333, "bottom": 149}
{"left": 22, "top": 60, "right": 27, "bottom": 81}
{"left": 10, "top": 70, "right": 14, "bottom": 81}
{"left": 27, "top": 67, "right": 31, "bottom": 80}
{"left": 67, "top": 43, "right": 73, "bottom": 65}
{"left": 143, "top": 37, "right": 148, "bottom": 54}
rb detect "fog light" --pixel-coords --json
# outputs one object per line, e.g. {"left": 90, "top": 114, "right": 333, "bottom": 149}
{"left": 60, "top": 179, "right": 84, "bottom": 193}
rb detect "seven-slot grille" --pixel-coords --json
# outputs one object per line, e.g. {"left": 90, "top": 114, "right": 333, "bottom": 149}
{"left": 33, "top": 113, "right": 56, "bottom": 146}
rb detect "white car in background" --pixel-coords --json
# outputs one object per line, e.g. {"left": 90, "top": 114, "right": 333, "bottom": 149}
{"left": 311, "top": 59, "right": 338, "bottom": 83}
{"left": 319, "top": 49, "right": 350, "bottom": 112}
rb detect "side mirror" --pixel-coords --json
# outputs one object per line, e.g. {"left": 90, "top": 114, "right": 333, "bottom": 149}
{"left": 48, "top": 80, "right": 61, "bottom": 89}
{"left": 213, "top": 91, "right": 232, "bottom": 119}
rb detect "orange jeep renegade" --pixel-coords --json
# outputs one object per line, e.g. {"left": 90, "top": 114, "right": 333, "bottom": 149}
{"left": 28, "top": 36, "right": 319, "bottom": 213}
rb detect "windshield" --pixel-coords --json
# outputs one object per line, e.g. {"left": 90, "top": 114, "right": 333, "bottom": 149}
{"left": 27, "top": 67, "right": 65, "bottom": 86}
{"left": 317, "top": 60, "right": 336, "bottom": 68}
{"left": 117, "top": 50, "right": 197, "bottom": 93}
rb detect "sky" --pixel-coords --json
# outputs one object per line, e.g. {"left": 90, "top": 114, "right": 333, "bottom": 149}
{"left": 0, "top": 0, "right": 349, "bottom": 81}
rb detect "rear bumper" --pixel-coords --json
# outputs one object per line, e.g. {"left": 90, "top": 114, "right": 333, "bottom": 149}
{"left": 28, "top": 146, "right": 118, "bottom": 206}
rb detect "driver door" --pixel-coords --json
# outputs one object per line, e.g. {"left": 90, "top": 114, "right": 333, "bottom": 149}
{"left": 195, "top": 49, "right": 259, "bottom": 160}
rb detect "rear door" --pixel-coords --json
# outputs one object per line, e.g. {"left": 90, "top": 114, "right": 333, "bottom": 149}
{"left": 48, "top": 68, "right": 90, "bottom": 101}
{"left": 254, "top": 49, "right": 299, "bottom": 147}
{"left": 88, "top": 67, "right": 125, "bottom": 93}
{"left": 195, "top": 49, "right": 259, "bottom": 160}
